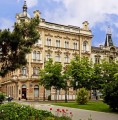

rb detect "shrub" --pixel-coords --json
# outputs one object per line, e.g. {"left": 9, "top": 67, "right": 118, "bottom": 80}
{"left": 103, "top": 80, "right": 118, "bottom": 111}
{"left": 0, "top": 92, "right": 5, "bottom": 104}
{"left": 0, "top": 102, "right": 72, "bottom": 120}
{"left": 76, "top": 88, "right": 89, "bottom": 105}
{"left": 0, "top": 102, "right": 53, "bottom": 120}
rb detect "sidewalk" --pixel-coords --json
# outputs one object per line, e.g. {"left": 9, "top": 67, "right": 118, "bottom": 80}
{"left": 15, "top": 101, "right": 118, "bottom": 120}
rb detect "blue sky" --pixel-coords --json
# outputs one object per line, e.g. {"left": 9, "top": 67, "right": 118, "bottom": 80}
{"left": 0, "top": 0, "right": 118, "bottom": 47}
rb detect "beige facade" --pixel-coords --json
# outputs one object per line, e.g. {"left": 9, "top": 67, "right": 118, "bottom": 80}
{"left": 91, "top": 28, "right": 118, "bottom": 64}
{"left": 0, "top": 1, "right": 93, "bottom": 100}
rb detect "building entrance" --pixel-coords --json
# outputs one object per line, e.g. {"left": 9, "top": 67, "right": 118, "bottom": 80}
{"left": 22, "top": 85, "right": 26, "bottom": 99}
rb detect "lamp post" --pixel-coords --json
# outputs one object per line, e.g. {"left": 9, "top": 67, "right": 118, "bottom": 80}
{"left": 75, "top": 81, "right": 78, "bottom": 97}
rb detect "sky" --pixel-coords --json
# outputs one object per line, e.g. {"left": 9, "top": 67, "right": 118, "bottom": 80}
{"left": 0, "top": 0, "right": 118, "bottom": 47}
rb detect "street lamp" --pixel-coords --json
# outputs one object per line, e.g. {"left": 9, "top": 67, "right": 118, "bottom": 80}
{"left": 75, "top": 81, "right": 78, "bottom": 97}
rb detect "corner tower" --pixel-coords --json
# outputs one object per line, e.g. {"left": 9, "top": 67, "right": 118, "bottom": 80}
{"left": 104, "top": 27, "right": 113, "bottom": 47}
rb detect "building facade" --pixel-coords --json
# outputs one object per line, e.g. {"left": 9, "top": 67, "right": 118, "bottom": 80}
{"left": 2, "top": 1, "right": 117, "bottom": 100}
{"left": 91, "top": 27, "right": 118, "bottom": 64}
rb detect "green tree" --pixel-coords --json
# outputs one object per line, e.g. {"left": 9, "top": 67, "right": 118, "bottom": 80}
{"left": 103, "top": 76, "right": 118, "bottom": 111}
{"left": 0, "top": 17, "right": 40, "bottom": 77}
{"left": 101, "top": 60, "right": 118, "bottom": 84}
{"left": 39, "top": 59, "right": 64, "bottom": 101}
{"left": 69, "top": 56, "right": 93, "bottom": 90}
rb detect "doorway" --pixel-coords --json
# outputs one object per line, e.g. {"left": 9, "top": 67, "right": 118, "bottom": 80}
{"left": 22, "top": 85, "right": 26, "bottom": 99}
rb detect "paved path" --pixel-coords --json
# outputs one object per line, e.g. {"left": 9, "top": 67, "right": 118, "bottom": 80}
{"left": 15, "top": 101, "right": 118, "bottom": 120}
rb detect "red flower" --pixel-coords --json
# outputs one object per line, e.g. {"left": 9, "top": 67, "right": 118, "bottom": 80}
{"left": 50, "top": 108, "right": 52, "bottom": 111}
{"left": 57, "top": 108, "right": 60, "bottom": 111}
{"left": 62, "top": 109, "right": 65, "bottom": 113}
{"left": 70, "top": 112, "right": 72, "bottom": 114}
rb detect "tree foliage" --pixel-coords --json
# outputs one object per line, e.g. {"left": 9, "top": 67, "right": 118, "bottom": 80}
{"left": 69, "top": 56, "right": 93, "bottom": 90}
{"left": 103, "top": 79, "right": 118, "bottom": 111}
{"left": 39, "top": 59, "right": 64, "bottom": 90}
{"left": 0, "top": 17, "right": 40, "bottom": 76}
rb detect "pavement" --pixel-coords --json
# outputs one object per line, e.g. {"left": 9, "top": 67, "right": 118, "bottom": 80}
{"left": 14, "top": 100, "right": 118, "bottom": 120}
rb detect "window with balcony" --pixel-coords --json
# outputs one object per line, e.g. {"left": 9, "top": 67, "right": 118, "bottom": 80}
{"left": 21, "top": 67, "right": 27, "bottom": 76}
{"left": 56, "top": 40, "right": 60, "bottom": 47}
{"left": 32, "top": 51, "right": 41, "bottom": 61}
{"left": 64, "top": 41, "right": 69, "bottom": 48}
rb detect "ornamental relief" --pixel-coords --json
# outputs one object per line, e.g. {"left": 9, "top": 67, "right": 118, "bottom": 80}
{"left": 63, "top": 36, "right": 71, "bottom": 40}
{"left": 45, "top": 33, "right": 53, "bottom": 37}
{"left": 54, "top": 35, "right": 62, "bottom": 39}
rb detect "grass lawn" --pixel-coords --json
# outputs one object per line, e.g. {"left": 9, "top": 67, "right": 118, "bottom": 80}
{"left": 52, "top": 100, "right": 115, "bottom": 113}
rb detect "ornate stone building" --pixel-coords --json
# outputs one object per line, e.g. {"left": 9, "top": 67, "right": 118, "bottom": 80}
{"left": 0, "top": 1, "right": 98, "bottom": 100}
{"left": 91, "top": 27, "right": 118, "bottom": 64}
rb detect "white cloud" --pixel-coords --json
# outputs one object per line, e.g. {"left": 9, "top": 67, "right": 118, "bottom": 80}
{"left": 0, "top": 18, "right": 13, "bottom": 30}
{"left": 26, "top": 0, "right": 38, "bottom": 8}
{"left": 46, "top": 0, "right": 118, "bottom": 28}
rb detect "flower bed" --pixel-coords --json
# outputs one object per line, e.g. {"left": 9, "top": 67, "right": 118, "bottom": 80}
{"left": 0, "top": 102, "right": 72, "bottom": 120}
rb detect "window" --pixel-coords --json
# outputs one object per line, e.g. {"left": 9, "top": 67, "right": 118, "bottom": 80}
{"left": 33, "top": 67, "right": 39, "bottom": 75}
{"left": 83, "top": 41, "right": 87, "bottom": 52}
{"left": 73, "top": 43, "right": 77, "bottom": 49}
{"left": 65, "top": 41, "right": 69, "bottom": 48}
{"left": 56, "top": 40, "right": 60, "bottom": 47}
{"left": 95, "top": 56, "right": 100, "bottom": 64}
{"left": 46, "top": 38, "right": 51, "bottom": 46}
{"left": 32, "top": 51, "right": 41, "bottom": 61}
{"left": 56, "top": 55, "right": 61, "bottom": 62}
{"left": 46, "top": 54, "right": 51, "bottom": 60}
{"left": 35, "top": 39, "right": 42, "bottom": 45}
{"left": 65, "top": 55, "right": 69, "bottom": 63}
{"left": 21, "top": 67, "right": 27, "bottom": 75}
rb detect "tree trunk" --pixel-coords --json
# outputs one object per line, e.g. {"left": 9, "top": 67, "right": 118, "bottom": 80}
{"left": 65, "top": 87, "right": 68, "bottom": 103}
